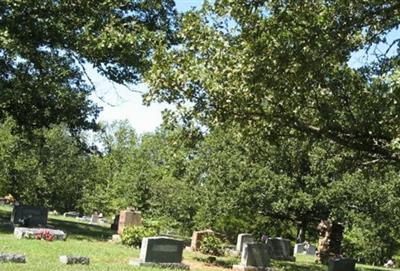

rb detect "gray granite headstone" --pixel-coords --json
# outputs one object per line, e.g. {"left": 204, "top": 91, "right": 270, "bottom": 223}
{"left": 11, "top": 206, "right": 48, "bottom": 227}
{"left": 266, "top": 238, "right": 295, "bottom": 261}
{"left": 233, "top": 242, "right": 272, "bottom": 271}
{"left": 236, "top": 234, "right": 255, "bottom": 252}
{"left": 241, "top": 243, "right": 270, "bottom": 267}
{"left": 294, "top": 243, "right": 304, "bottom": 254}
{"left": 328, "top": 258, "right": 356, "bottom": 271}
{"left": 305, "top": 244, "right": 316, "bottom": 256}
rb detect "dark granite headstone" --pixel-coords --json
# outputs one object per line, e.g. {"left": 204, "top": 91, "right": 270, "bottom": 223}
{"left": 266, "top": 238, "right": 295, "bottom": 261}
{"left": 140, "top": 237, "right": 184, "bottom": 263}
{"left": 328, "top": 258, "right": 356, "bottom": 271}
{"left": 11, "top": 206, "right": 48, "bottom": 227}
{"left": 130, "top": 237, "right": 189, "bottom": 269}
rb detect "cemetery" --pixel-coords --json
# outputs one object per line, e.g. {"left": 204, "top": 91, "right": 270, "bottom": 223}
{"left": 1, "top": 1, "right": 400, "bottom": 271}
{"left": 1, "top": 204, "right": 399, "bottom": 271}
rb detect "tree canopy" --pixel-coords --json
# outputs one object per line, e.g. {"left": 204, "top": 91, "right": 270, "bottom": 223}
{"left": 145, "top": 0, "right": 400, "bottom": 164}
{"left": 1, "top": 0, "right": 176, "bottom": 133}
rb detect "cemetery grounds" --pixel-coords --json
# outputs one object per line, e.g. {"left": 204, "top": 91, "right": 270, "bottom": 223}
{"left": 0, "top": 205, "right": 398, "bottom": 271}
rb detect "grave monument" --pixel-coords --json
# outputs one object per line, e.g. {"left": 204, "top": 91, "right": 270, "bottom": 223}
{"left": 233, "top": 242, "right": 272, "bottom": 271}
{"left": 129, "top": 236, "right": 189, "bottom": 270}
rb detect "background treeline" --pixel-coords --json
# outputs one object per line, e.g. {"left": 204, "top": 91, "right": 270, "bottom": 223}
{"left": 1, "top": 119, "right": 399, "bottom": 265}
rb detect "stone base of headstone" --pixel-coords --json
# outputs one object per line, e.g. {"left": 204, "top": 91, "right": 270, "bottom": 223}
{"left": 232, "top": 265, "right": 274, "bottom": 271}
{"left": 129, "top": 260, "right": 190, "bottom": 270}
{"left": 14, "top": 227, "right": 66, "bottom": 240}
{"left": 0, "top": 253, "right": 26, "bottom": 263}
{"left": 59, "top": 256, "right": 90, "bottom": 265}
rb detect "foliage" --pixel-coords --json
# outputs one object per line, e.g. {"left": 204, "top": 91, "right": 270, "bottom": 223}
{"left": 145, "top": 1, "right": 400, "bottom": 164}
{"left": 0, "top": 119, "right": 95, "bottom": 212}
{"left": 121, "top": 226, "right": 157, "bottom": 248}
{"left": 0, "top": 0, "right": 176, "bottom": 133}
{"left": 199, "top": 235, "right": 225, "bottom": 257}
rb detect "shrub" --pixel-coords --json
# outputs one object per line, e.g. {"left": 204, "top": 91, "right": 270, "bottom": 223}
{"left": 199, "top": 235, "right": 225, "bottom": 256}
{"left": 121, "top": 226, "right": 156, "bottom": 247}
{"left": 342, "top": 222, "right": 398, "bottom": 265}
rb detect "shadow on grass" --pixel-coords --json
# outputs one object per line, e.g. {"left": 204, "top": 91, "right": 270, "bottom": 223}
{"left": 48, "top": 217, "right": 114, "bottom": 241}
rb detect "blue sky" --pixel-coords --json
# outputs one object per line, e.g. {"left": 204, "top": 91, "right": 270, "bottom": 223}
{"left": 89, "top": 1, "right": 204, "bottom": 134}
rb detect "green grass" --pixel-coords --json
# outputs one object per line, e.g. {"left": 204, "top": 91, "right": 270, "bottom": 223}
{"left": 0, "top": 205, "right": 399, "bottom": 271}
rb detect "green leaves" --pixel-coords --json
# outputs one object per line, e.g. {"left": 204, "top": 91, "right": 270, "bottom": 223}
{"left": 144, "top": 0, "right": 400, "bottom": 163}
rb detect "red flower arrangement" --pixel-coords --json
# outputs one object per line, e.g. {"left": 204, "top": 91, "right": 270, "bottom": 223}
{"left": 34, "top": 229, "right": 54, "bottom": 241}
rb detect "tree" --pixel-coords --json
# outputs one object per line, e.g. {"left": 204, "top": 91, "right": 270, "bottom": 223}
{"left": 145, "top": 0, "right": 400, "bottom": 164}
{"left": 0, "top": 119, "right": 95, "bottom": 212}
{"left": 1, "top": 0, "right": 176, "bottom": 133}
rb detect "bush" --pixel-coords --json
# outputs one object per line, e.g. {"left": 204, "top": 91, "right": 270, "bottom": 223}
{"left": 121, "top": 226, "right": 156, "bottom": 247}
{"left": 199, "top": 235, "right": 225, "bottom": 256}
{"left": 342, "top": 222, "right": 398, "bottom": 265}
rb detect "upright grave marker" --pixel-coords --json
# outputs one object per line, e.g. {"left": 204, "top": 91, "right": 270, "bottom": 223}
{"left": 129, "top": 237, "right": 189, "bottom": 270}
{"left": 328, "top": 258, "right": 356, "bottom": 271}
{"left": 233, "top": 242, "right": 272, "bottom": 271}
{"left": 11, "top": 206, "right": 48, "bottom": 227}
{"left": 118, "top": 208, "right": 142, "bottom": 235}
{"left": 236, "top": 234, "right": 255, "bottom": 253}
{"left": 266, "top": 238, "right": 295, "bottom": 261}
{"left": 294, "top": 242, "right": 316, "bottom": 256}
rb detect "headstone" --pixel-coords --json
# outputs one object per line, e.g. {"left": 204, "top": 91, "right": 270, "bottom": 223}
{"left": 11, "top": 206, "right": 48, "bottom": 227}
{"left": 190, "top": 229, "right": 214, "bottom": 251}
{"left": 129, "top": 237, "right": 189, "bottom": 270}
{"left": 232, "top": 242, "right": 272, "bottom": 271}
{"left": 236, "top": 234, "right": 255, "bottom": 253}
{"left": 305, "top": 244, "right": 316, "bottom": 256}
{"left": 60, "top": 256, "right": 90, "bottom": 265}
{"left": 14, "top": 227, "right": 67, "bottom": 241}
{"left": 294, "top": 243, "right": 304, "bottom": 254}
{"left": 266, "top": 238, "right": 295, "bottom": 261}
{"left": 90, "top": 212, "right": 99, "bottom": 224}
{"left": 118, "top": 209, "right": 142, "bottom": 235}
{"left": 328, "top": 258, "right": 356, "bottom": 271}
{"left": 0, "top": 253, "right": 26, "bottom": 263}
{"left": 294, "top": 242, "right": 316, "bottom": 256}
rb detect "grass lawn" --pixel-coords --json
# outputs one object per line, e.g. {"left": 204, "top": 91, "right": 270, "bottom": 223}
{"left": 0, "top": 205, "right": 398, "bottom": 271}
